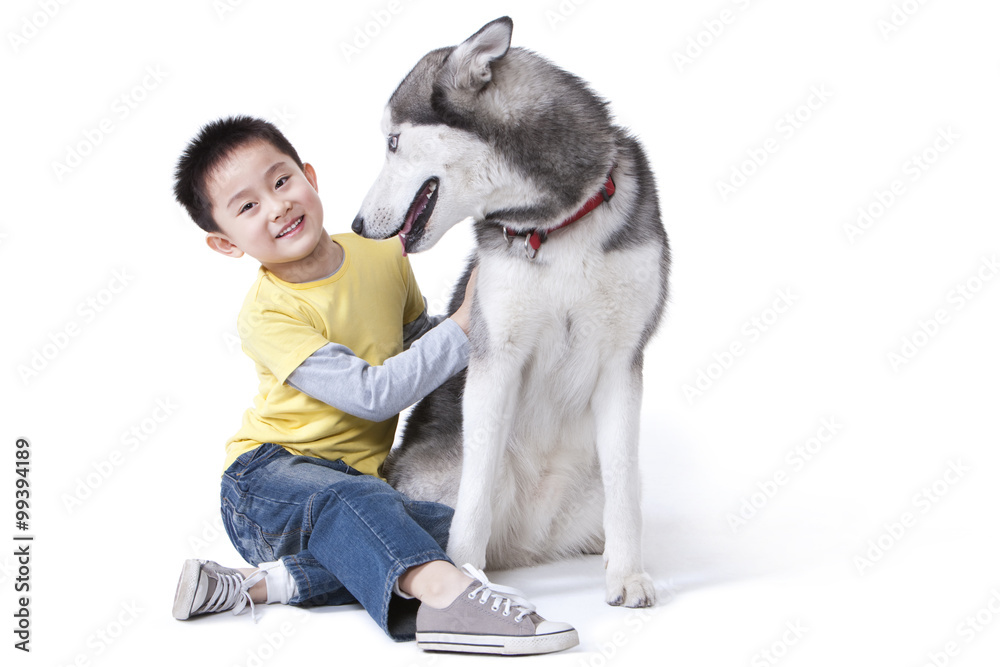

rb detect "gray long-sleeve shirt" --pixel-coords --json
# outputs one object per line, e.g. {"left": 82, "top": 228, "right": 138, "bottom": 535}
{"left": 286, "top": 308, "right": 467, "bottom": 423}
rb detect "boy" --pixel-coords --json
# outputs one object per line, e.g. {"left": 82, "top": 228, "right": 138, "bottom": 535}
{"left": 170, "top": 116, "right": 578, "bottom": 656}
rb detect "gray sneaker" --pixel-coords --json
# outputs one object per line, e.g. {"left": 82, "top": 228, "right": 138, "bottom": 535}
{"left": 172, "top": 559, "right": 265, "bottom": 621}
{"left": 415, "top": 564, "right": 579, "bottom": 655}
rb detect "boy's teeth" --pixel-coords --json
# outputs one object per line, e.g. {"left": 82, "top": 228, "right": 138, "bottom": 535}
{"left": 278, "top": 217, "right": 302, "bottom": 237}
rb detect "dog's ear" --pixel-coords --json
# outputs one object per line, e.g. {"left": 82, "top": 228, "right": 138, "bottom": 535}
{"left": 441, "top": 16, "right": 513, "bottom": 91}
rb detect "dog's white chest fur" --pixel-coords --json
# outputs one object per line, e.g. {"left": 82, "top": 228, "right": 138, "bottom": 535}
{"left": 474, "top": 228, "right": 661, "bottom": 369}
{"left": 462, "top": 232, "right": 662, "bottom": 565}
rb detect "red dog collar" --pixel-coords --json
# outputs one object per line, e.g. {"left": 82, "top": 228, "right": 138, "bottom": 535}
{"left": 504, "top": 170, "right": 616, "bottom": 259}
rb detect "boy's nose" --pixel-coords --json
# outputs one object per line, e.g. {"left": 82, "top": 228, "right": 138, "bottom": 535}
{"left": 351, "top": 215, "right": 365, "bottom": 236}
{"left": 269, "top": 198, "right": 291, "bottom": 221}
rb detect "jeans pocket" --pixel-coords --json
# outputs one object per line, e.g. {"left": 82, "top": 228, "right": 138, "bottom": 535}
{"left": 242, "top": 442, "right": 284, "bottom": 471}
{"left": 223, "top": 443, "right": 285, "bottom": 492}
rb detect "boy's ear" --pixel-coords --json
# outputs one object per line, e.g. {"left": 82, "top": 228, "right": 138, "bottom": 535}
{"left": 206, "top": 232, "right": 244, "bottom": 258}
{"left": 303, "top": 162, "right": 318, "bottom": 191}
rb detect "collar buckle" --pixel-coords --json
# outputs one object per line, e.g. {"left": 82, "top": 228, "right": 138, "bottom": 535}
{"left": 501, "top": 168, "right": 615, "bottom": 261}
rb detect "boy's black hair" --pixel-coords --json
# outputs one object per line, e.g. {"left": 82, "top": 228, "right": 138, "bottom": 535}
{"left": 173, "top": 115, "right": 305, "bottom": 233}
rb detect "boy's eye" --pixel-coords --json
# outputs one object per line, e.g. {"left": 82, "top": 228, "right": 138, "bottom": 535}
{"left": 239, "top": 202, "right": 255, "bottom": 214}
{"left": 387, "top": 134, "right": 399, "bottom": 152}
{"left": 275, "top": 176, "right": 289, "bottom": 188}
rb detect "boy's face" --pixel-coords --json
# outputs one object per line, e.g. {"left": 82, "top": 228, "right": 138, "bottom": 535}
{"left": 204, "top": 141, "right": 324, "bottom": 268}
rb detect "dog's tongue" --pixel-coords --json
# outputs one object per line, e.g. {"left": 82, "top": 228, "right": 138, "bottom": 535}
{"left": 398, "top": 218, "right": 413, "bottom": 257}
{"left": 399, "top": 180, "right": 434, "bottom": 257}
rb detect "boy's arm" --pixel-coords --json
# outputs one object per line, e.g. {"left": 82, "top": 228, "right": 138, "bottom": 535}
{"left": 286, "top": 318, "right": 468, "bottom": 423}
{"left": 402, "top": 298, "right": 449, "bottom": 350}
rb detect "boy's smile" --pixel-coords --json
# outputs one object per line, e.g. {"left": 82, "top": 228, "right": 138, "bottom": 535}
{"left": 205, "top": 141, "right": 341, "bottom": 282}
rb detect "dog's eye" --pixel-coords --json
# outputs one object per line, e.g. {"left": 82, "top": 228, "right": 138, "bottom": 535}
{"left": 387, "top": 134, "right": 399, "bottom": 152}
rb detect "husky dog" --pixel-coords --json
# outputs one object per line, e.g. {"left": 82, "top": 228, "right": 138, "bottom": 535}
{"left": 352, "top": 17, "right": 669, "bottom": 608}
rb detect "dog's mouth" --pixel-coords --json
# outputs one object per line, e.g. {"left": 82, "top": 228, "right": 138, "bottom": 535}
{"left": 396, "top": 178, "right": 438, "bottom": 256}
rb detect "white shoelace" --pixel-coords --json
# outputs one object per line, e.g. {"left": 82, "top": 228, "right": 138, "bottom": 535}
{"left": 460, "top": 564, "right": 536, "bottom": 622}
{"left": 205, "top": 568, "right": 267, "bottom": 622}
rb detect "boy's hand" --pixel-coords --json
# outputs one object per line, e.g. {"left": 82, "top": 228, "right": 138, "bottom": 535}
{"left": 449, "top": 267, "right": 478, "bottom": 336}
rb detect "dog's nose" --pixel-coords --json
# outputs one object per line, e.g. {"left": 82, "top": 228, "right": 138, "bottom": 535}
{"left": 351, "top": 215, "right": 365, "bottom": 236}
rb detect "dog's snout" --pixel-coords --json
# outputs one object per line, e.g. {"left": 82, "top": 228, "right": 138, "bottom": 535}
{"left": 351, "top": 215, "right": 365, "bottom": 236}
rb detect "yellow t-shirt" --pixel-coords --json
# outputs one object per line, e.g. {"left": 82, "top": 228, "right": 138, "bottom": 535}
{"left": 223, "top": 233, "right": 426, "bottom": 477}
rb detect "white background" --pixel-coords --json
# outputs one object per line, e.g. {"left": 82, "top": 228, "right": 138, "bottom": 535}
{"left": 2, "top": 0, "right": 999, "bottom": 665}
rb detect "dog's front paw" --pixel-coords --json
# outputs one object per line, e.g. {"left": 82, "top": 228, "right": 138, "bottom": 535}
{"left": 606, "top": 570, "right": 657, "bottom": 608}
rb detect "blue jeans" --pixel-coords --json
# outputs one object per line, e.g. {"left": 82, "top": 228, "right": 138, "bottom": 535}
{"left": 220, "top": 443, "right": 454, "bottom": 640}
